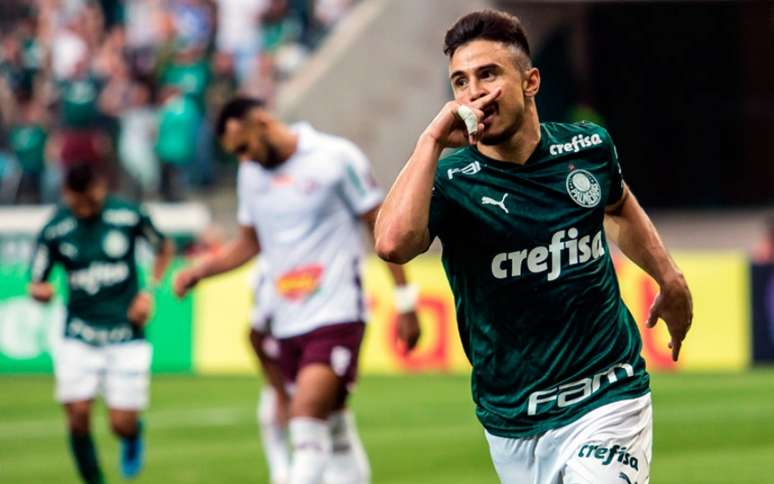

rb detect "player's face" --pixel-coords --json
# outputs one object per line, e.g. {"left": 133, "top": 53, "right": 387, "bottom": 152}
{"left": 63, "top": 181, "right": 107, "bottom": 220}
{"left": 221, "top": 109, "right": 282, "bottom": 168}
{"left": 449, "top": 40, "right": 533, "bottom": 145}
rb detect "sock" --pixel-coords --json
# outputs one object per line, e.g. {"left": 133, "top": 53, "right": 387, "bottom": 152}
{"left": 289, "top": 417, "right": 331, "bottom": 484}
{"left": 258, "top": 387, "right": 290, "bottom": 483}
{"left": 323, "top": 410, "right": 371, "bottom": 484}
{"left": 122, "top": 419, "right": 142, "bottom": 442}
{"left": 68, "top": 432, "right": 104, "bottom": 484}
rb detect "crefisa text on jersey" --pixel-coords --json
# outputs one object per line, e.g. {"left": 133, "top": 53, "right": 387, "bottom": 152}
{"left": 549, "top": 133, "right": 603, "bottom": 155}
{"left": 491, "top": 228, "right": 605, "bottom": 281}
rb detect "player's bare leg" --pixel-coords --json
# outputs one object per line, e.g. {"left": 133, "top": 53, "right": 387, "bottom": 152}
{"left": 109, "top": 408, "right": 140, "bottom": 438}
{"left": 109, "top": 408, "right": 144, "bottom": 478}
{"left": 64, "top": 400, "right": 104, "bottom": 484}
{"left": 288, "top": 364, "right": 342, "bottom": 484}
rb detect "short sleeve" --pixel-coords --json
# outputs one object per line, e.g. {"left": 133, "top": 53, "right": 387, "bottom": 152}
{"left": 29, "top": 230, "right": 56, "bottom": 283}
{"left": 605, "top": 129, "right": 625, "bottom": 205}
{"left": 428, "top": 182, "right": 450, "bottom": 241}
{"left": 136, "top": 207, "right": 166, "bottom": 251}
{"left": 337, "top": 142, "right": 384, "bottom": 215}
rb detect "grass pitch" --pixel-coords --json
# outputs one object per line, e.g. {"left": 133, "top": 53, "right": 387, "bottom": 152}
{"left": 1, "top": 370, "right": 773, "bottom": 483}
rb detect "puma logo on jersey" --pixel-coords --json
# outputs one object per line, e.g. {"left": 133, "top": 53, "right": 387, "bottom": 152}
{"left": 481, "top": 193, "right": 509, "bottom": 213}
{"left": 619, "top": 472, "right": 637, "bottom": 484}
{"left": 59, "top": 242, "right": 78, "bottom": 259}
{"left": 549, "top": 134, "right": 603, "bottom": 155}
{"left": 447, "top": 161, "right": 481, "bottom": 180}
{"left": 491, "top": 228, "right": 605, "bottom": 281}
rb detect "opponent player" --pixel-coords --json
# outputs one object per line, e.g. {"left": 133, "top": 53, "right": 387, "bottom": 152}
{"left": 173, "top": 97, "right": 421, "bottom": 484}
{"left": 374, "top": 10, "right": 693, "bottom": 484}
{"left": 28, "top": 164, "right": 174, "bottom": 483}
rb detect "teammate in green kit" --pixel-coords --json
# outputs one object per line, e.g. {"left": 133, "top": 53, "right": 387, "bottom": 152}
{"left": 375, "top": 10, "right": 693, "bottom": 484}
{"left": 28, "top": 164, "right": 174, "bottom": 483}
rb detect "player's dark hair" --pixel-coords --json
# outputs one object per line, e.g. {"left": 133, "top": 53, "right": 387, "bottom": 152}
{"left": 215, "top": 97, "right": 265, "bottom": 138}
{"left": 444, "top": 10, "right": 531, "bottom": 62}
{"left": 63, "top": 164, "right": 100, "bottom": 193}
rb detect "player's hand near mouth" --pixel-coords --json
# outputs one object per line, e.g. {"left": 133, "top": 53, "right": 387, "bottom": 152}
{"left": 425, "top": 88, "right": 502, "bottom": 147}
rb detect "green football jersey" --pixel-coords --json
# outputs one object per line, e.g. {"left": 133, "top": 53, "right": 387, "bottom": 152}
{"left": 29, "top": 196, "right": 166, "bottom": 345}
{"left": 9, "top": 123, "right": 47, "bottom": 174}
{"left": 429, "top": 121, "right": 650, "bottom": 438}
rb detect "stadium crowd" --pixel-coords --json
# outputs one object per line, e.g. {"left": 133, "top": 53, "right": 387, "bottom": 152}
{"left": 0, "top": 0, "right": 354, "bottom": 204}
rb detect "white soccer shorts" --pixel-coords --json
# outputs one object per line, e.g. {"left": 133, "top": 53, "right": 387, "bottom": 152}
{"left": 485, "top": 393, "right": 652, "bottom": 484}
{"left": 54, "top": 338, "right": 153, "bottom": 410}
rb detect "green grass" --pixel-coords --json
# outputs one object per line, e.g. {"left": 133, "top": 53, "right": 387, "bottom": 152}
{"left": 1, "top": 371, "right": 773, "bottom": 483}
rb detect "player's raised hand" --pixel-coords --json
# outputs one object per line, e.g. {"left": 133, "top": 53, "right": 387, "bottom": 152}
{"left": 423, "top": 88, "right": 501, "bottom": 147}
{"left": 646, "top": 275, "right": 693, "bottom": 361}
{"left": 173, "top": 267, "right": 201, "bottom": 298}
{"left": 128, "top": 291, "right": 153, "bottom": 327}
{"left": 396, "top": 311, "right": 421, "bottom": 354}
{"left": 28, "top": 282, "right": 54, "bottom": 303}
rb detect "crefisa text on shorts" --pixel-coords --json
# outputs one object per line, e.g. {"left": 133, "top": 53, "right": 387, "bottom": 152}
{"left": 577, "top": 443, "right": 640, "bottom": 472}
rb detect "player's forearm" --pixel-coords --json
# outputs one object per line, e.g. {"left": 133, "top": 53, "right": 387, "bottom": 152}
{"left": 385, "top": 261, "right": 409, "bottom": 286}
{"left": 196, "top": 235, "right": 259, "bottom": 280}
{"left": 604, "top": 191, "right": 682, "bottom": 287}
{"left": 150, "top": 239, "right": 175, "bottom": 285}
{"left": 375, "top": 133, "right": 442, "bottom": 263}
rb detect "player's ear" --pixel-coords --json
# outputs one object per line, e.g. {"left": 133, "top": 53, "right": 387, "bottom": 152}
{"left": 523, "top": 67, "right": 540, "bottom": 98}
{"left": 247, "top": 109, "right": 272, "bottom": 129}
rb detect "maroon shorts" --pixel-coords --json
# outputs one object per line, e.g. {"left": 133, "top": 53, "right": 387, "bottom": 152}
{"left": 277, "top": 322, "right": 365, "bottom": 402}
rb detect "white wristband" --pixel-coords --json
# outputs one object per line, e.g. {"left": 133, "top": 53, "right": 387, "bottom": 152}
{"left": 394, "top": 284, "right": 419, "bottom": 314}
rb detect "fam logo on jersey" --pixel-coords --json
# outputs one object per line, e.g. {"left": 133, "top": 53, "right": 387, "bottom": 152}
{"left": 528, "top": 363, "right": 634, "bottom": 416}
{"left": 566, "top": 169, "right": 602, "bottom": 208}
{"left": 447, "top": 161, "right": 481, "bottom": 180}
{"left": 276, "top": 264, "right": 324, "bottom": 301}
{"left": 103, "top": 230, "right": 129, "bottom": 258}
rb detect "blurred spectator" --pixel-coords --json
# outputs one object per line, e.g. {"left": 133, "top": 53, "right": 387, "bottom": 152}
{"left": 158, "top": 43, "right": 215, "bottom": 186}
{"left": 50, "top": 52, "right": 113, "bottom": 185}
{"left": 215, "top": 0, "right": 264, "bottom": 85}
{"left": 117, "top": 77, "right": 160, "bottom": 196}
{"left": 0, "top": 0, "right": 357, "bottom": 204}
{"left": 7, "top": 92, "right": 49, "bottom": 203}
{"left": 167, "top": 0, "right": 216, "bottom": 51}
{"left": 155, "top": 84, "right": 200, "bottom": 201}
{"left": 159, "top": 43, "right": 211, "bottom": 110}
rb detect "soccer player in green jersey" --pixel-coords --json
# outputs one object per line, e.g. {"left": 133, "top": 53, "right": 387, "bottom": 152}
{"left": 28, "top": 164, "right": 174, "bottom": 483}
{"left": 375, "top": 10, "right": 693, "bottom": 484}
